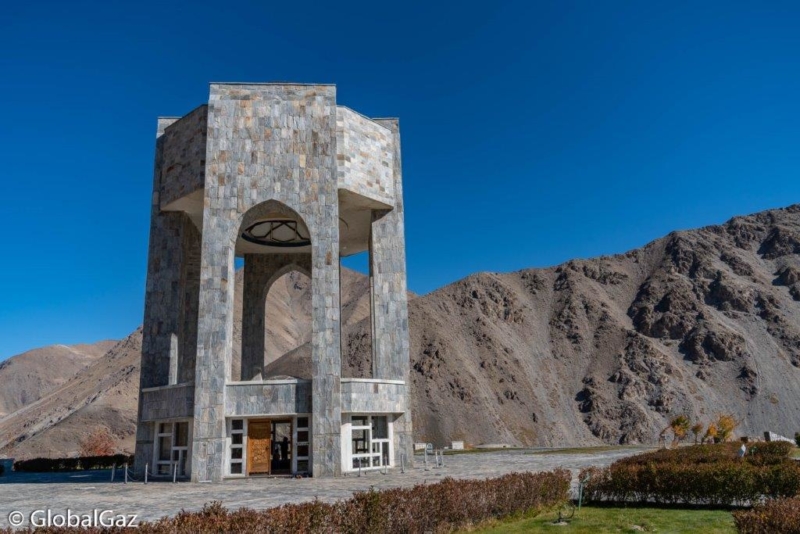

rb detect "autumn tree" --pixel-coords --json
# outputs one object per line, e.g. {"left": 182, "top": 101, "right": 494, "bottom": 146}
{"left": 79, "top": 427, "right": 116, "bottom": 457}
{"left": 716, "top": 414, "right": 738, "bottom": 442}
{"left": 704, "top": 423, "right": 718, "bottom": 444}
{"left": 670, "top": 415, "right": 691, "bottom": 446}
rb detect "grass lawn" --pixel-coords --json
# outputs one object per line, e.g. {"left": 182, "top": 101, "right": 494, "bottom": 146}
{"left": 473, "top": 506, "right": 736, "bottom": 533}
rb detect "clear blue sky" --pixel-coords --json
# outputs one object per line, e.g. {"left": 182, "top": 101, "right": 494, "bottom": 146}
{"left": 1, "top": 1, "right": 799, "bottom": 360}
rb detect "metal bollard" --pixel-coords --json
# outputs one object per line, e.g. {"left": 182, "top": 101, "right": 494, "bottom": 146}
{"left": 400, "top": 453, "right": 405, "bottom": 474}
{"left": 358, "top": 458, "right": 362, "bottom": 477}
{"left": 424, "top": 449, "right": 429, "bottom": 471}
{"left": 124, "top": 463, "right": 128, "bottom": 484}
{"left": 111, "top": 463, "right": 116, "bottom": 482}
{"left": 173, "top": 463, "right": 178, "bottom": 483}
{"left": 144, "top": 463, "right": 148, "bottom": 484}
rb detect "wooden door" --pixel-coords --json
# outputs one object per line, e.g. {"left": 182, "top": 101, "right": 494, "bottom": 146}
{"left": 247, "top": 420, "right": 271, "bottom": 475}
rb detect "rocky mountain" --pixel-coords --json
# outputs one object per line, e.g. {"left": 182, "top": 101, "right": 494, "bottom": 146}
{"left": 0, "top": 341, "right": 116, "bottom": 419}
{"left": 2, "top": 204, "right": 800, "bottom": 458}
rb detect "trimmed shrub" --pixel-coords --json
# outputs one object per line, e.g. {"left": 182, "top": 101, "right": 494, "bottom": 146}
{"left": 142, "top": 470, "right": 570, "bottom": 533}
{"left": 580, "top": 443, "right": 800, "bottom": 506}
{"left": 13, "top": 454, "right": 133, "bottom": 473}
{"left": 733, "top": 496, "right": 800, "bottom": 533}
{"left": 8, "top": 470, "right": 567, "bottom": 533}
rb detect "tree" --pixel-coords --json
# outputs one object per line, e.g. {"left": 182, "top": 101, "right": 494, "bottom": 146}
{"left": 716, "top": 415, "right": 738, "bottom": 443}
{"left": 79, "top": 427, "right": 116, "bottom": 457}
{"left": 704, "top": 423, "right": 718, "bottom": 444}
{"left": 691, "top": 422, "right": 704, "bottom": 444}
{"left": 670, "top": 415, "right": 691, "bottom": 446}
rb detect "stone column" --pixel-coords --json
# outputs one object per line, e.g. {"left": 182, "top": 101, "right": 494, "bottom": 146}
{"left": 178, "top": 220, "right": 201, "bottom": 384}
{"left": 372, "top": 119, "right": 413, "bottom": 466}
{"left": 135, "top": 117, "right": 183, "bottom": 476}
{"left": 241, "top": 254, "right": 269, "bottom": 381}
{"left": 310, "top": 240, "right": 342, "bottom": 476}
{"left": 190, "top": 211, "right": 234, "bottom": 482}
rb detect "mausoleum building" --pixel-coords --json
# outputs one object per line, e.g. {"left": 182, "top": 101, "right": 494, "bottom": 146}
{"left": 134, "top": 83, "right": 412, "bottom": 482}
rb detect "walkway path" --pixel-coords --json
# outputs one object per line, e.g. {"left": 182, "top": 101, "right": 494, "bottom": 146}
{"left": 0, "top": 447, "right": 650, "bottom": 528}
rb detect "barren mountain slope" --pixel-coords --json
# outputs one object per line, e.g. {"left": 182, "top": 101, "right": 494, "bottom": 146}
{"left": 400, "top": 204, "right": 800, "bottom": 446}
{"left": 0, "top": 341, "right": 116, "bottom": 419}
{"left": 0, "top": 268, "right": 372, "bottom": 458}
{"left": 335, "top": 204, "right": 800, "bottom": 446}
{"left": 3, "top": 205, "right": 800, "bottom": 458}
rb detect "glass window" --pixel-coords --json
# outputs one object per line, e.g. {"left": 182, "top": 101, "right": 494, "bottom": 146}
{"left": 297, "top": 417, "right": 309, "bottom": 428}
{"left": 296, "top": 460, "right": 309, "bottom": 472}
{"left": 158, "top": 435, "right": 171, "bottom": 461}
{"left": 352, "top": 428, "right": 369, "bottom": 454}
{"left": 230, "top": 463, "right": 243, "bottom": 475}
{"left": 348, "top": 415, "right": 392, "bottom": 471}
{"left": 232, "top": 433, "right": 243, "bottom": 445}
{"left": 372, "top": 416, "right": 388, "bottom": 439}
{"left": 232, "top": 420, "right": 244, "bottom": 431}
{"left": 174, "top": 422, "right": 189, "bottom": 447}
{"left": 159, "top": 423, "right": 171, "bottom": 434}
{"left": 297, "top": 430, "right": 309, "bottom": 442}
{"left": 231, "top": 448, "right": 243, "bottom": 460}
{"left": 297, "top": 444, "right": 309, "bottom": 457}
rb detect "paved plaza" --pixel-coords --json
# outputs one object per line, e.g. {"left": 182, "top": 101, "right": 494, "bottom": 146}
{"left": 0, "top": 448, "right": 650, "bottom": 528}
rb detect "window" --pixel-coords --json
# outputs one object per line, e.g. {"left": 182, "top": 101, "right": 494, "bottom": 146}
{"left": 154, "top": 421, "right": 190, "bottom": 476}
{"left": 350, "top": 415, "right": 391, "bottom": 470}
{"left": 295, "top": 416, "right": 310, "bottom": 474}
{"left": 229, "top": 419, "right": 245, "bottom": 476}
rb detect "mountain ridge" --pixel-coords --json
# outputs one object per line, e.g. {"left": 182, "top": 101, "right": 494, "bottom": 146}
{"left": 2, "top": 203, "right": 799, "bottom": 458}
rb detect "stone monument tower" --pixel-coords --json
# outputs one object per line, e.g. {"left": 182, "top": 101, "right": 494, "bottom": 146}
{"left": 134, "top": 83, "right": 412, "bottom": 482}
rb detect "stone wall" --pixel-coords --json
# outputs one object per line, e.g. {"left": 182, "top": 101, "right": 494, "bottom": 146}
{"left": 341, "top": 379, "right": 405, "bottom": 413}
{"left": 336, "top": 107, "right": 395, "bottom": 207}
{"left": 159, "top": 106, "right": 208, "bottom": 209}
{"left": 140, "top": 384, "right": 195, "bottom": 422}
{"left": 225, "top": 380, "right": 312, "bottom": 415}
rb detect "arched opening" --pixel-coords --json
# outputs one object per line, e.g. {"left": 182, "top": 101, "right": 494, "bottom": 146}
{"left": 230, "top": 200, "right": 313, "bottom": 381}
{"left": 261, "top": 270, "right": 313, "bottom": 379}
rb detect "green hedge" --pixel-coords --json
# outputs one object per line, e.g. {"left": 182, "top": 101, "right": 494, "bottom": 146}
{"left": 580, "top": 443, "right": 800, "bottom": 506}
{"left": 13, "top": 454, "right": 133, "bottom": 473}
{"left": 733, "top": 496, "right": 800, "bottom": 533}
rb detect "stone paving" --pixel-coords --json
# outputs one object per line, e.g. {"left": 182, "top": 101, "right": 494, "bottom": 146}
{"left": 0, "top": 448, "right": 651, "bottom": 528}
